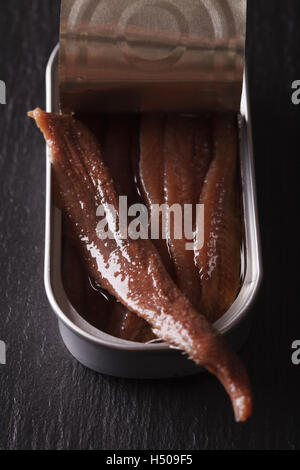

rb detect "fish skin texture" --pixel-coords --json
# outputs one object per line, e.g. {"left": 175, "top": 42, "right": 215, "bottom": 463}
{"left": 195, "top": 114, "right": 242, "bottom": 323}
{"left": 163, "top": 114, "right": 212, "bottom": 309}
{"left": 139, "top": 114, "right": 174, "bottom": 277}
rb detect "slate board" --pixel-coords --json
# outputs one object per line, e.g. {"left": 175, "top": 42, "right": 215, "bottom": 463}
{"left": 0, "top": 0, "right": 300, "bottom": 450}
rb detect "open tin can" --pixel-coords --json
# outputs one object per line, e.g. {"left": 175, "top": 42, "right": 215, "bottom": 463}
{"left": 44, "top": 1, "right": 262, "bottom": 379}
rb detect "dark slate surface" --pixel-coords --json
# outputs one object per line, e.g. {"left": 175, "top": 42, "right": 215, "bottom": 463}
{"left": 0, "top": 0, "right": 300, "bottom": 451}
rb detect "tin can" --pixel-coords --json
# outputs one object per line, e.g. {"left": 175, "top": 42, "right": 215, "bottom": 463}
{"left": 44, "top": 45, "right": 262, "bottom": 378}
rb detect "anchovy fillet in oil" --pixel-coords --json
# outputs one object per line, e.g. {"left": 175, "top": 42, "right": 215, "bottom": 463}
{"left": 29, "top": 109, "right": 252, "bottom": 421}
{"left": 195, "top": 114, "right": 242, "bottom": 323}
{"left": 163, "top": 114, "right": 212, "bottom": 309}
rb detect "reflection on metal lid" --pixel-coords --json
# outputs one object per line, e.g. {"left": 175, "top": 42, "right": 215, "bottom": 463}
{"left": 60, "top": 0, "right": 247, "bottom": 113}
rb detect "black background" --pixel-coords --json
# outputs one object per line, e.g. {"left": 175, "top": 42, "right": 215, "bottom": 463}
{"left": 0, "top": 0, "right": 300, "bottom": 451}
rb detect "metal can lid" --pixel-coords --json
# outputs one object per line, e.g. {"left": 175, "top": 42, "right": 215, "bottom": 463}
{"left": 60, "top": 0, "right": 247, "bottom": 113}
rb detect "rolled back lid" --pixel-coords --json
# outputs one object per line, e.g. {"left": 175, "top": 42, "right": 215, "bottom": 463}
{"left": 59, "top": 0, "right": 247, "bottom": 113}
